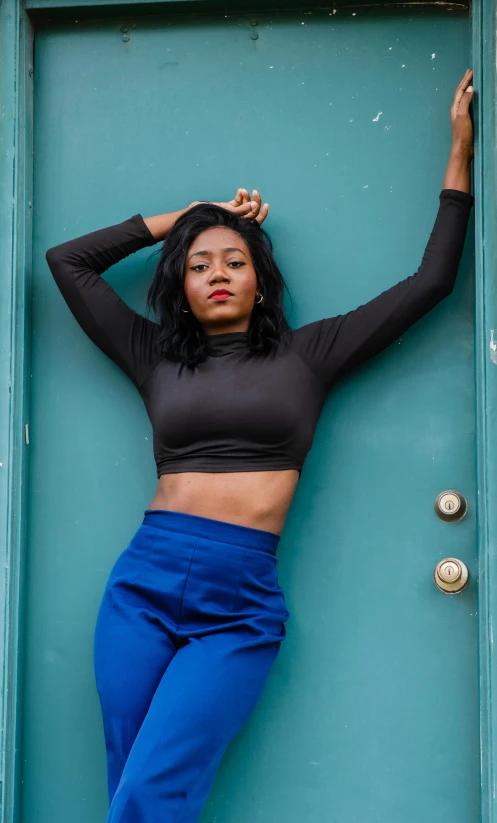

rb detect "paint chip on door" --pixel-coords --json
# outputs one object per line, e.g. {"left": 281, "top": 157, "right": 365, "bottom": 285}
{"left": 490, "top": 330, "right": 497, "bottom": 364}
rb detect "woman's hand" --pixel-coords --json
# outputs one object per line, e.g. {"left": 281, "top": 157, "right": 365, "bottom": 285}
{"left": 442, "top": 69, "right": 474, "bottom": 193}
{"left": 450, "top": 68, "right": 474, "bottom": 159}
{"left": 190, "top": 189, "right": 270, "bottom": 225}
{"left": 225, "top": 189, "right": 269, "bottom": 225}
{"left": 143, "top": 191, "right": 268, "bottom": 241}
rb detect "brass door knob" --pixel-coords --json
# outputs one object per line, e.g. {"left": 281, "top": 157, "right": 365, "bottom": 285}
{"left": 434, "top": 558, "right": 469, "bottom": 594}
{"left": 434, "top": 490, "right": 467, "bottom": 522}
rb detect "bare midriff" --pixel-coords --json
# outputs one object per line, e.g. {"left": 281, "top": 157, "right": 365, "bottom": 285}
{"left": 147, "top": 470, "right": 300, "bottom": 536}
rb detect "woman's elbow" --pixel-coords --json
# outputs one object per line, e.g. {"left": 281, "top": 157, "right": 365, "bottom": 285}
{"left": 437, "top": 279, "right": 456, "bottom": 300}
{"left": 45, "top": 245, "right": 68, "bottom": 278}
{"left": 45, "top": 246, "right": 58, "bottom": 266}
{"left": 430, "top": 269, "right": 457, "bottom": 301}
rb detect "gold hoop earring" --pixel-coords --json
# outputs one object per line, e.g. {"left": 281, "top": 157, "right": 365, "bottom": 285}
{"left": 255, "top": 293, "right": 264, "bottom": 304}
{"left": 181, "top": 307, "right": 189, "bottom": 313}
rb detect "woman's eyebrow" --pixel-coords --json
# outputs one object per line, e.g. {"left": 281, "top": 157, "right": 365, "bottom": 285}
{"left": 190, "top": 247, "right": 247, "bottom": 259}
{"left": 222, "top": 247, "right": 247, "bottom": 257}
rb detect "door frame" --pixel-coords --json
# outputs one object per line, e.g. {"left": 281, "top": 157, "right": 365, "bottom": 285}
{"left": 0, "top": 1, "right": 494, "bottom": 821}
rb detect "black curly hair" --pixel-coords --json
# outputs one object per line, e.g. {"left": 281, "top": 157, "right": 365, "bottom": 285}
{"left": 145, "top": 203, "right": 292, "bottom": 367}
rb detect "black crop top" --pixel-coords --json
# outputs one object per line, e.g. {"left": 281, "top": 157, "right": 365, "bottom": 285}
{"left": 45, "top": 189, "right": 474, "bottom": 478}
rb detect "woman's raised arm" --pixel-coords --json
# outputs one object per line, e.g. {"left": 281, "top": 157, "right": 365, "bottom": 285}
{"left": 46, "top": 190, "right": 267, "bottom": 389}
{"left": 289, "top": 70, "right": 475, "bottom": 390}
{"left": 46, "top": 213, "right": 163, "bottom": 390}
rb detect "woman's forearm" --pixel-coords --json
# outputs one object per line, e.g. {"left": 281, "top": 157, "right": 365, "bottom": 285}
{"left": 142, "top": 208, "right": 191, "bottom": 241}
{"left": 443, "top": 142, "right": 472, "bottom": 193}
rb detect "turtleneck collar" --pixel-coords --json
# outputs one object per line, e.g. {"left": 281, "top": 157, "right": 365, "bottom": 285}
{"left": 205, "top": 331, "right": 249, "bottom": 356}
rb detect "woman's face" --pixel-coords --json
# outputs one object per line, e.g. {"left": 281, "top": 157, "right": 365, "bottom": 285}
{"left": 183, "top": 227, "right": 259, "bottom": 334}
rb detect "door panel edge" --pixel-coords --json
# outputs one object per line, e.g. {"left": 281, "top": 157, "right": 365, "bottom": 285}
{"left": 472, "top": 0, "right": 497, "bottom": 820}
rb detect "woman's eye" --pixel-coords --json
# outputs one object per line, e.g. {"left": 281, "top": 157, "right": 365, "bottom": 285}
{"left": 190, "top": 261, "right": 245, "bottom": 272}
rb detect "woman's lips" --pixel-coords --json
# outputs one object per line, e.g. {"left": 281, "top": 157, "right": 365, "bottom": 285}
{"left": 209, "top": 293, "right": 232, "bottom": 301}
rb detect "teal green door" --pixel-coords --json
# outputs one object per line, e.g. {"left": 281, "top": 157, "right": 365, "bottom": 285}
{"left": 25, "top": 6, "right": 478, "bottom": 822}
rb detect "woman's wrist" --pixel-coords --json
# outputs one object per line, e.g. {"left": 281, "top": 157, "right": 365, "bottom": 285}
{"left": 450, "top": 140, "right": 474, "bottom": 161}
{"left": 142, "top": 207, "right": 190, "bottom": 241}
{"left": 442, "top": 142, "right": 473, "bottom": 193}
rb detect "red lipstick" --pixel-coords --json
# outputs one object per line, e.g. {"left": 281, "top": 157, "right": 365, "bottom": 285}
{"left": 209, "top": 289, "right": 233, "bottom": 301}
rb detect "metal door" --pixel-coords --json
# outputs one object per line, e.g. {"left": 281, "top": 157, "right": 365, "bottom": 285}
{"left": 24, "top": 7, "right": 477, "bottom": 821}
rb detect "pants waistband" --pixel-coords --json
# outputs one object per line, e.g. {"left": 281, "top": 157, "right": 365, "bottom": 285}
{"left": 142, "top": 509, "right": 280, "bottom": 554}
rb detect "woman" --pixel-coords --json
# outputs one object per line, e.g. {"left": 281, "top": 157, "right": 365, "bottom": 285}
{"left": 46, "top": 70, "right": 475, "bottom": 823}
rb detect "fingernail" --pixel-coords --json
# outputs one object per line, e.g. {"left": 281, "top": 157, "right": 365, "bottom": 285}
{"left": 466, "top": 86, "right": 473, "bottom": 92}
{"left": 251, "top": 201, "right": 257, "bottom": 208}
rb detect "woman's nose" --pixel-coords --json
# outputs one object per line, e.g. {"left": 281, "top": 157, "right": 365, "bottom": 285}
{"left": 209, "top": 268, "right": 230, "bottom": 284}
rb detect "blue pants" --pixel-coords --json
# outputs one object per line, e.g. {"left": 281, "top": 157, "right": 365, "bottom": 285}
{"left": 93, "top": 509, "right": 290, "bottom": 823}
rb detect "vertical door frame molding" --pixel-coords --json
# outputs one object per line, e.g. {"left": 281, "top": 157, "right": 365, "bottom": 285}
{"left": 472, "top": 1, "right": 497, "bottom": 821}
{"left": 0, "top": 2, "right": 494, "bottom": 822}
{"left": 0, "top": 2, "right": 34, "bottom": 822}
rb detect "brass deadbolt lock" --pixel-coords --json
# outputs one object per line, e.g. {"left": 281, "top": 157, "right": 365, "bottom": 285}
{"left": 434, "top": 490, "right": 467, "bottom": 522}
{"left": 434, "top": 558, "right": 469, "bottom": 594}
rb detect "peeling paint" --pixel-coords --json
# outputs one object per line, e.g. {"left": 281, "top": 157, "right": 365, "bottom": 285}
{"left": 490, "top": 330, "right": 497, "bottom": 364}
{"left": 373, "top": 111, "right": 383, "bottom": 121}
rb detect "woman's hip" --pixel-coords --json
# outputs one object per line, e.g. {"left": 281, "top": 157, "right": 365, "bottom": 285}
{"left": 101, "top": 508, "right": 290, "bottom": 639}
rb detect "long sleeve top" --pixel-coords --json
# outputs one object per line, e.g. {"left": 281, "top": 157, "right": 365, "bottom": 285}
{"left": 45, "top": 188, "right": 474, "bottom": 478}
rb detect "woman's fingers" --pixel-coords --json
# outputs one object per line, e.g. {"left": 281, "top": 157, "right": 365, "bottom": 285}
{"left": 233, "top": 189, "right": 244, "bottom": 205}
{"left": 451, "top": 69, "right": 473, "bottom": 117}
{"left": 255, "top": 203, "right": 269, "bottom": 225}
{"left": 252, "top": 190, "right": 262, "bottom": 210}
{"left": 233, "top": 200, "right": 257, "bottom": 215}
{"left": 215, "top": 188, "right": 268, "bottom": 223}
{"left": 237, "top": 188, "right": 252, "bottom": 208}
{"left": 249, "top": 190, "right": 263, "bottom": 217}
{"left": 240, "top": 191, "right": 269, "bottom": 224}
{"left": 215, "top": 199, "right": 256, "bottom": 214}
{"left": 228, "top": 188, "right": 246, "bottom": 207}
{"left": 452, "top": 68, "right": 472, "bottom": 99}
{"left": 457, "top": 84, "right": 474, "bottom": 117}
{"left": 241, "top": 190, "right": 262, "bottom": 219}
